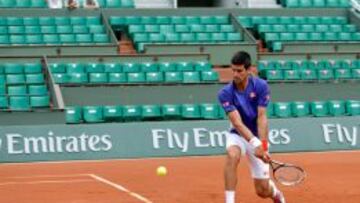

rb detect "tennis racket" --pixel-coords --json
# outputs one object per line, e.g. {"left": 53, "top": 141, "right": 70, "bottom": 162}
{"left": 270, "top": 160, "right": 306, "bottom": 186}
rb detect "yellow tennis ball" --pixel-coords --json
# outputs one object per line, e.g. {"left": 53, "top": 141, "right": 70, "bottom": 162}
{"left": 156, "top": 166, "right": 167, "bottom": 176}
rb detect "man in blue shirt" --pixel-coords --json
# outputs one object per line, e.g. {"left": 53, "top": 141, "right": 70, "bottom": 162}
{"left": 218, "top": 51, "right": 286, "bottom": 203}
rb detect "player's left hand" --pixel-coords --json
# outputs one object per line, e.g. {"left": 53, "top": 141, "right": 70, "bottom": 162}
{"left": 254, "top": 146, "right": 271, "bottom": 163}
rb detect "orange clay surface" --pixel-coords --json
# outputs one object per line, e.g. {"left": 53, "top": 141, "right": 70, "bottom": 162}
{"left": 0, "top": 150, "right": 359, "bottom": 203}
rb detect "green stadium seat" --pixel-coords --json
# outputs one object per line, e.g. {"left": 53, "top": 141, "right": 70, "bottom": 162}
{"left": 66, "top": 106, "right": 82, "bottom": 124}
{"left": 89, "top": 25, "right": 105, "bottom": 33}
{"left": 55, "top": 17, "right": 70, "bottom": 25}
{"left": 310, "top": 101, "right": 329, "bottom": 117}
{"left": 122, "top": 105, "right": 141, "bottom": 121}
{"left": 291, "top": 101, "right": 310, "bottom": 117}
{"left": 194, "top": 61, "right": 212, "bottom": 71}
{"left": 0, "top": 75, "right": 5, "bottom": 84}
{"left": 140, "top": 16, "right": 155, "bottom": 24}
{"left": 0, "top": 35, "right": 10, "bottom": 44}
{"left": 262, "top": 69, "right": 283, "bottom": 80}
{"left": 343, "top": 25, "right": 357, "bottom": 32}
{"left": 9, "top": 96, "right": 30, "bottom": 111}
{"left": 334, "top": 69, "right": 351, "bottom": 79}
{"left": 200, "top": 103, "right": 219, "bottom": 119}
{"left": 49, "top": 63, "right": 66, "bottom": 73}
{"left": 211, "top": 33, "right": 227, "bottom": 42}
{"left": 218, "top": 105, "right": 227, "bottom": 119}
{"left": 86, "top": 63, "right": 104, "bottom": 73}
{"left": 141, "top": 63, "right": 158, "bottom": 72}
{"left": 73, "top": 25, "right": 88, "bottom": 34}
{"left": 171, "top": 16, "right": 186, "bottom": 24}
{"left": 300, "top": 61, "right": 317, "bottom": 69}
{"left": 0, "top": 96, "right": 8, "bottom": 109}
{"left": 125, "top": 16, "right": 141, "bottom": 24}
{"left": 205, "top": 25, "right": 219, "bottom": 32}
{"left": 159, "top": 25, "right": 175, "bottom": 33}
{"left": 53, "top": 73, "right": 69, "bottom": 83}
{"left": 30, "top": 95, "right": 49, "bottom": 108}
{"left": 162, "top": 104, "right": 181, "bottom": 120}
{"left": 315, "top": 24, "right": 328, "bottom": 32}
{"left": 316, "top": 60, "right": 332, "bottom": 69}
{"left": 148, "top": 33, "right": 165, "bottom": 43}
{"left": 283, "top": 60, "right": 300, "bottom": 70}
{"left": 7, "top": 85, "right": 27, "bottom": 96}
{"left": 226, "top": 33, "right": 243, "bottom": 41}
{"left": 30, "top": 0, "right": 46, "bottom": 7}
{"left": 237, "top": 16, "right": 252, "bottom": 28}
{"left": 351, "top": 69, "right": 360, "bottom": 79}
{"left": 165, "top": 33, "right": 180, "bottom": 42}
{"left": 39, "top": 17, "right": 55, "bottom": 26}
{"left": 93, "top": 34, "right": 109, "bottom": 43}
{"left": 284, "top": 0, "right": 299, "bottom": 7}
{"left": 86, "top": 17, "right": 101, "bottom": 25}
{"left": 175, "top": 24, "right": 190, "bottom": 32}
{"left": 283, "top": 69, "right": 300, "bottom": 80}
{"left": 317, "top": 69, "right": 334, "bottom": 80}
{"left": 123, "top": 63, "right": 140, "bottom": 73}
{"left": 43, "top": 34, "right": 60, "bottom": 44}
{"left": 89, "top": 73, "right": 108, "bottom": 83}
{"left": 104, "top": 63, "right": 122, "bottom": 73}
{"left": 41, "top": 26, "right": 57, "bottom": 34}
{"left": 1, "top": 0, "right": 16, "bottom": 7}
{"left": 66, "top": 63, "right": 85, "bottom": 73}
{"left": 76, "top": 34, "right": 92, "bottom": 44}
{"left": 144, "top": 24, "right": 160, "bottom": 33}
{"left": 185, "top": 16, "right": 200, "bottom": 24}
{"left": 68, "top": 73, "right": 88, "bottom": 83}
{"left": 159, "top": 62, "right": 177, "bottom": 72}
{"left": 345, "top": 100, "right": 360, "bottom": 115}
{"left": 103, "top": 105, "right": 123, "bottom": 122}
{"left": 201, "top": 71, "right": 219, "bottom": 82}
{"left": 70, "top": 17, "right": 86, "bottom": 25}
{"left": 60, "top": 34, "right": 76, "bottom": 44}
{"left": 10, "top": 35, "right": 25, "bottom": 44}
{"left": 328, "top": 100, "right": 346, "bottom": 116}
{"left": 146, "top": 72, "right": 164, "bottom": 83}
{"left": 164, "top": 72, "right": 182, "bottom": 83}
{"left": 0, "top": 26, "right": 8, "bottom": 34}
{"left": 141, "top": 105, "right": 162, "bottom": 120}
{"left": 180, "top": 33, "right": 196, "bottom": 43}
{"left": 6, "top": 17, "right": 22, "bottom": 25}
{"left": 156, "top": 16, "right": 170, "bottom": 24}
{"left": 28, "top": 85, "right": 47, "bottom": 96}
{"left": 25, "top": 26, "right": 41, "bottom": 34}
{"left": 26, "top": 74, "right": 45, "bottom": 84}
{"left": 121, "top": 0, "right": 135, "bottom": 8}
{"left": 273, "top": 102, "right": 292, "bottom": 118}
{"left": 0, "top": 85, "right": 5, "bottom": 95}
{"left": 57, "top": 25, "right": 72, "bottom": 33}
{"left": 108, "top": 73, "right": 127, "bottom": 83}
{"left": 300, "top": 0, "right": 312, "bottom": 7}
{"left": 24, "top": 63, "right": 42, "bottom": 74}
{"left": 313, "top": 0, "right": 326, "bottom": 7}
{"left": 338, "top": 0, "right": 350, "bottom": 7}
{"left": 183, "top": 71, "right": 201, "bottom": 83}
{"left": 127, "top": 72, "right": 146, "bottom": 83}
{"left": 176, "top": 62, "right": 193, "bottom": 72}
{"left": 83, "top": 106, "right": 104, "bottom": 123}
{"left": 6, "top": 74, "right": 26, "bottom": 84}
{"left": 4, "top": 63, "right": 23, "bottom": 74}
{"left": 181, "top": 104, "right": 201, "bottom": 119}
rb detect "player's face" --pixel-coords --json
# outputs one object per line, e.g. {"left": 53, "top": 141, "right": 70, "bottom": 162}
{"left": 231, "top": 64, "right": 248, "bottom": 84}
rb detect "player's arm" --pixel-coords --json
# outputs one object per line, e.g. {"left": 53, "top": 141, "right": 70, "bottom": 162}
{"left": 257, "top": 106, "right": 269, "bottom": 148}
{"left": 227, "top": 110, "right": 255, "bottom": 142}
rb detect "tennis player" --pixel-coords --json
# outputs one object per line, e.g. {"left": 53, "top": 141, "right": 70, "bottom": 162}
{"left": 218, "top": 51, "right": 286, "bottom": 203}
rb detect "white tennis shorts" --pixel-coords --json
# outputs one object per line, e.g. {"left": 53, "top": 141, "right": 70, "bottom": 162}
{"left": 226, "top": 132, "right": 270, "bottom": 179}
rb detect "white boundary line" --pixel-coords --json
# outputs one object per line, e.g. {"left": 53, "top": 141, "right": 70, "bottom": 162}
{"left": 89, "top": 174, "right": 153, "bottom": 203}
{"left": 0, "top": 179, "right": 92, "bottom": 186}
{"left": 1, "top": 150, "right": 359, "bottom": 166}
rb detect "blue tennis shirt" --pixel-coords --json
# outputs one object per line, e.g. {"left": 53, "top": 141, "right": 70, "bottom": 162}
{"left": 217, "top": 76, "right": 270, "bottom": 137}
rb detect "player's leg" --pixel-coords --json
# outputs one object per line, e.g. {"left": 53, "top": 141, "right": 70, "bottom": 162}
{"left": 224, "top": 133, "right": 246, "bottom": 203}
{"left": 247, "top": 149, "right": 286, "bottom": 203}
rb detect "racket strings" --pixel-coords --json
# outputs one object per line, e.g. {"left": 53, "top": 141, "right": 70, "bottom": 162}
{"left": 274, "top": 166, "right": 304, "bottom": 186}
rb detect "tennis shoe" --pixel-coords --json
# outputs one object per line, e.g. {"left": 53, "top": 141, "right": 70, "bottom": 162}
{"left": 273, "top": 191, "right": 286, "bottom": 203}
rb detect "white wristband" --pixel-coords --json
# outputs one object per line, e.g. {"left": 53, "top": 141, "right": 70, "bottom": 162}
{"left": 249, "top": 137, "right": 261, "bottom": 148}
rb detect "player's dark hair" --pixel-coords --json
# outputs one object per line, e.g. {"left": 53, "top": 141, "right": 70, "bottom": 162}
{"left": 231, "top": 51, "right": 252, "bottom": 70}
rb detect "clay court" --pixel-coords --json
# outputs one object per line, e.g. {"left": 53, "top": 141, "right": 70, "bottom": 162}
{"left": 0, "top": 150, "right": 359, "bottom": 203}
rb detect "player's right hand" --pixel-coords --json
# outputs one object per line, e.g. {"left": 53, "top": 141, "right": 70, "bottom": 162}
{"left": 254, "top": 146, "right": 271, "bottom": 163}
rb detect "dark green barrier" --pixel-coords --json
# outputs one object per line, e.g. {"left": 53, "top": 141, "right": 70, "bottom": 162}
{"left": 0, "top": 116, "right": 359, "bottom": 163}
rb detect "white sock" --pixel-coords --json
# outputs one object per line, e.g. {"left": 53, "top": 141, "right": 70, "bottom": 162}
{"left": 269, "top": 180, "right": 279, "bottom": 198}
{"left": 225, "top": 191, "right": 235, "bottom": 203}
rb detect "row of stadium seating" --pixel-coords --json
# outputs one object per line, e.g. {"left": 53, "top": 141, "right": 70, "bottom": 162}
{"left": 261, "top": 68, "right": 360, "bottom": 81}
{"left": 0, "top": 34, "right": 110, "bottom": 45}
{"left": 257, "top": 24, "right": 357, "bottom": 34}
{"left": 0, "top": 0, "right": 134, "bottom": 8}
{"left": 0, "top": 25, "right": 106, "bottom": 34}
{"left": 258, "top": 59, "right": 360, "bottom": 70}
{"left": 53, "top": 71, "right": 219, "bottom": 84}
{"left": 110, "top": 16, "right": 230, "bottom": 25}
{"left": 49, "top": 61, "right": 213, "bottom": 73}
{"left": 280, "top": 0, "right": 350, "bottom": 8}
{"left": 0, "top": 84, "right": 48, "bottom": 96}
{"left": 0, "top": 16, "right": 103, "bottom": 25}
{"left": 0, "top": 95, "right": 50, "bottom": 110}
{"left": 65, "top": 100, "right": 360, "bottom": 123}
{"left": 0, "top": 73, "right": 45, "bottom": 84}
